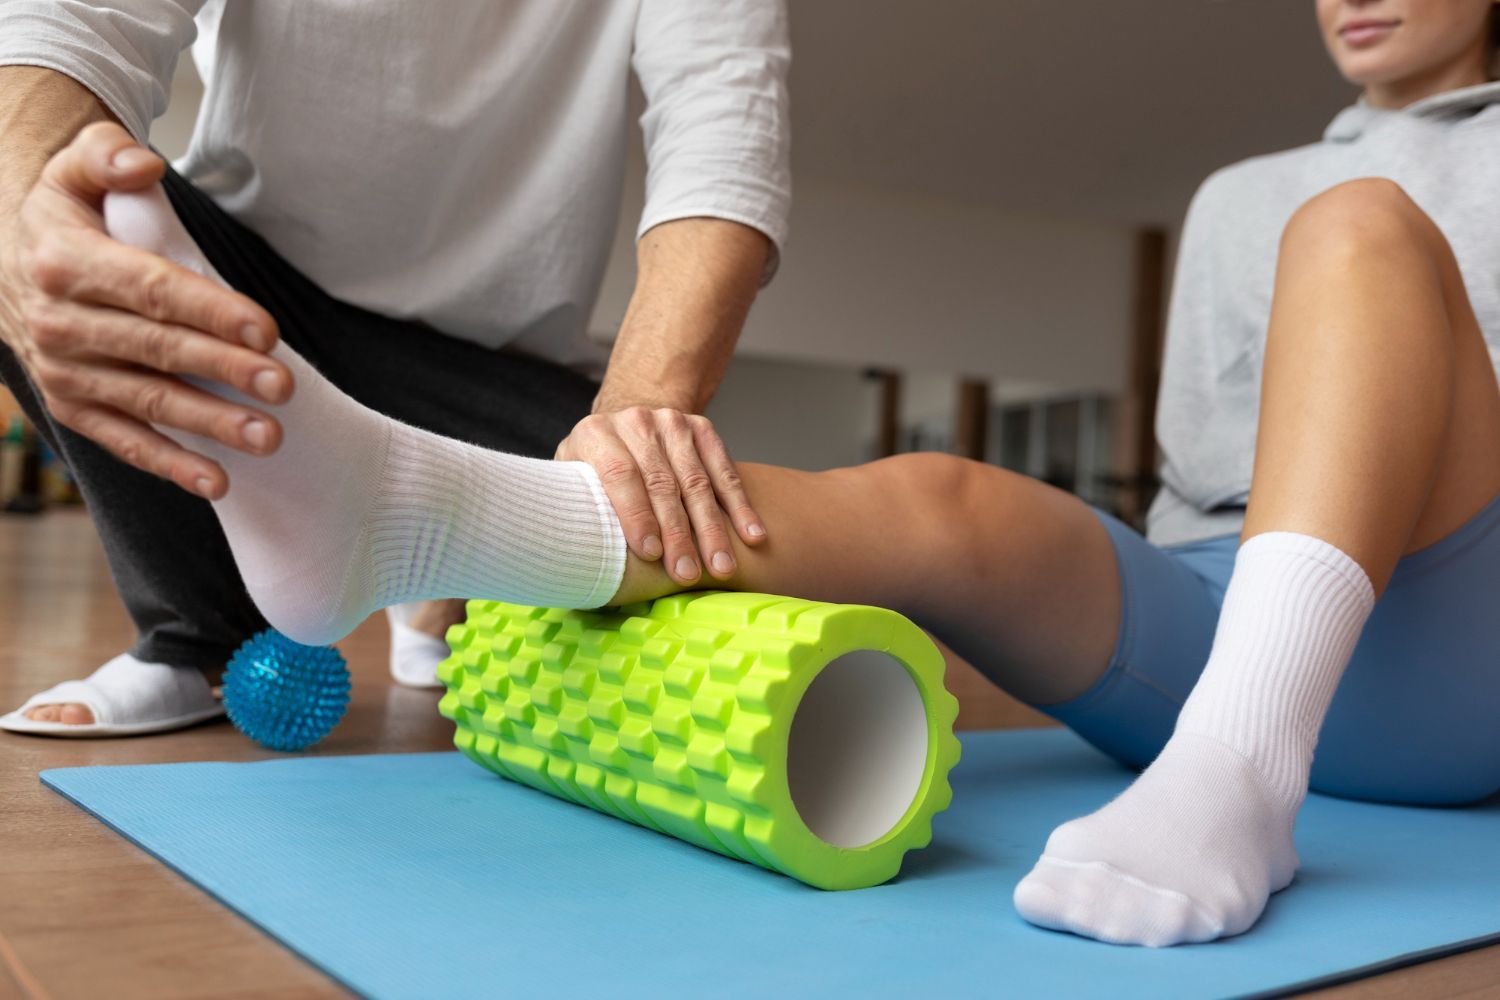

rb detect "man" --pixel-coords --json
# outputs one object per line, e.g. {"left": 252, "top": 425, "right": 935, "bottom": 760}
{"left": 0, "top": 0, "right": 789, "bottom": 735}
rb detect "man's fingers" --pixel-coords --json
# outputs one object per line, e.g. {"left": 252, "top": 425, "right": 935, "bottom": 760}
{"left": 689, "top": 416, "right": 765, "bottom": 546}
{"left": 616, "top": 414, "right": 700, "bottom": 584}
{"left": 41, "top": 360, "right": 282, "bottom": 456}
{"left": 571, "top": 408, "right": 750, "bottom": 584}
{"left": 41, "top": 121, "right": 163, "bottom": 202}
{"left": 659, "top": 414, "right": 736, "bottom": 580}
{"left": 31, "top": 302, "right": 292, "bottom": 403}
{"left": 50, "top": 399, "right": 227, "bottom": 499}
{"left": 582, "top": 429, "right": 666, "bottom": 562}
{"left": 25, "top": 127, "right": 275, "bottom": 350}
{"left": 54, "top": 232, "right": 276, "bottom": 350}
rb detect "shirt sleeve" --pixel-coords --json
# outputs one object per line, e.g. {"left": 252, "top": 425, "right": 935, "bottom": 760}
{"left": 0, "top": 0, "right": 203, "bottom": 141}
{"left": 632, "top": 0, "right": 791, "bottom": 282}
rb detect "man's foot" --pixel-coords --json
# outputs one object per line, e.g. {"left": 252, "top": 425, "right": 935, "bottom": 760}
{"left": 1013, "top": 733, "right": 1298, "bottom": 946}
{"left": 23, "top": 702, "right": 96, "bottom": 725}
{"left": 1, "top": 654, "right": 223, "bottom": 737}
{"left": 387, "top": 599, "right": 466, "bottom": 688}
{"left": 24, "top": 657, "right": 224, "bottom": 724}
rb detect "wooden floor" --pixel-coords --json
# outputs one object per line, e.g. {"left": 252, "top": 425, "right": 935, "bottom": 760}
{"left": 0, "top": 510, "right": 1495, "bottom": 998}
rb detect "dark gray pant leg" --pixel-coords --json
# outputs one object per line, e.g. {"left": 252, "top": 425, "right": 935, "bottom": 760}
{"left": 0, "top": 349, "right": 264, "bottom": 673}
{"left": 1, "top": 166, "right": 598, "bottom": 672}
{"left": 156, "top": 169, "right": 599, "bottom": 458}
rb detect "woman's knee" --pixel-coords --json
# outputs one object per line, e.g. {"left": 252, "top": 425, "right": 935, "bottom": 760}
{"left": 853, "top": 452, "right": 1024, "bottom": 565}
{"left": 860, "top": 452, "right": 1000, "bottom": 513}
{"left": 1278, "top": 178, "right": 1474, "bottom": 371}
{"left": 1282, "top": 178, "right": 1448, "bottom": 264}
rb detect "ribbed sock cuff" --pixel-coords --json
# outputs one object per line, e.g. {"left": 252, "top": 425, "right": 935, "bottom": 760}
{"left": 1175, "top": 531, "right": 1376, "bottom": 811}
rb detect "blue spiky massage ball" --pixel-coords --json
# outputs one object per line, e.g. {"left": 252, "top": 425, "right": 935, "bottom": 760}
{"left": 224, "top": 629, "right": 350, "bottom": 751}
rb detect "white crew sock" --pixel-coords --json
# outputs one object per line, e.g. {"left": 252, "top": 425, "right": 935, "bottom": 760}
{"left": 1015, "top": 531, "right": 1375, "bottom": 946}
{"left": 104, "top": 187, "right": 627, "bottom": 646}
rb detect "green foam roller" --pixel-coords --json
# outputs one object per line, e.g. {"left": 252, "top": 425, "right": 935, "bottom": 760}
{"left": 438, "top": 591, "right": 962, "bottom": 890}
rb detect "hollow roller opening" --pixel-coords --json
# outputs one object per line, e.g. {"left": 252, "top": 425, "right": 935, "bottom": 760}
{"left": 785, "top": 649, "right": 929, "bottom": 849}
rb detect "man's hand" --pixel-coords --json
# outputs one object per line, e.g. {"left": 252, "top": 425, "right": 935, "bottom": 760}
{"left": 0, "top": 121, "right": 291, "bottom": 499}
{"left": 556, "top": 406, "right": 764, "bottom": 585}
{"left": 561, "top": 217, "right": 774, "bottom": 585}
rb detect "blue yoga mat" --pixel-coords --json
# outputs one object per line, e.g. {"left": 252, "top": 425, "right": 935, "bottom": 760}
{"left": 42, "top": 730, "right": 1500, "bottom": 999}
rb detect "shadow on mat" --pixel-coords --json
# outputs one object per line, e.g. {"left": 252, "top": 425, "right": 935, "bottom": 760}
{"left": 890, "top": 838, "right": 992, "bottom": 882}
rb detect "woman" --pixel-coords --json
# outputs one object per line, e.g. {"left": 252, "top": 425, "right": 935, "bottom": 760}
{"left": 15, "top": 0, "right": 1500, "bottom": 947}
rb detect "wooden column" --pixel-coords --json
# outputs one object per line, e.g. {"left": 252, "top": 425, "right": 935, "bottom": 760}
{"left": 1119, "top": 227, "right": 1169, "bottom": 527}
{"left": 954, "top": 378, "right": 990, "bottom": 461}
{"left": 867, "top": 369, "right": 902, "bottom": 458}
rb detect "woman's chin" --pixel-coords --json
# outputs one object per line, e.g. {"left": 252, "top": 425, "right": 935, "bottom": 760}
{"left": 1334, "top": 58, "right": 1412, "bottom": 92}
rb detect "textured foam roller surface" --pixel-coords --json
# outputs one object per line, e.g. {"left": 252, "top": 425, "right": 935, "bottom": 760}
{"left": 437, "top": 591, "right": 962, "bottom": 889}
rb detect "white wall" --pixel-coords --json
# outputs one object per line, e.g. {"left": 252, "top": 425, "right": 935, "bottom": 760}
{"left": 705, "top": 358, "right": 876, "bottom": 470}
{"left": 152, "top": 60, "right": 202, "bottom": 159}
{"left": 591, "top": 160, "right": 1137, "bottom": 398}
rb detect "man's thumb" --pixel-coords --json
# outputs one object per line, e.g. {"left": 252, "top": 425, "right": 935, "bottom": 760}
{"left": 40, "top": 121, "right": 163, "bottom": 204}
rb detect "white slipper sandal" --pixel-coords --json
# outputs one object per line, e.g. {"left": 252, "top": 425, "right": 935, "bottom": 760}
{"left": 386, "top": 605, "right": 449, "bottom": 689}
{"left": 0, "top": 653, "right": 223, "bottom": 737}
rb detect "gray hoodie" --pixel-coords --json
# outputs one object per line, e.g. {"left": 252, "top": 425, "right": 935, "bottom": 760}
{"left": 1148, "top": 81, "right": 1500, "bottom": 547}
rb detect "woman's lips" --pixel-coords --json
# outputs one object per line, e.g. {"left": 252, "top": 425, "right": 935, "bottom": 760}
{"left": 1340, "top": 19, "right": 1400, "bottom": 48}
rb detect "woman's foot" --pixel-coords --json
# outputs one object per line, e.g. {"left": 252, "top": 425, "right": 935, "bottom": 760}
{"left": 1016, "top": 532, "right": 1374, "bottom": 946}
{"left": 1014, "top": 733, "right": 1297, "bottom": 946}
{"left": 103, "top": 187, "right": 627, "bottom": 645}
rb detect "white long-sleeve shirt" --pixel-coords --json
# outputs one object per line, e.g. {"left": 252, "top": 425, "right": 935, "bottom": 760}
{"left": 0, "top": 0, "right": 791, "bottom": 369}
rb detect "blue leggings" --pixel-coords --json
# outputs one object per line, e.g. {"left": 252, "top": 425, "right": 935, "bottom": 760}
{"left": 1039, "top": 493, "right": 1500, "bottom": 806}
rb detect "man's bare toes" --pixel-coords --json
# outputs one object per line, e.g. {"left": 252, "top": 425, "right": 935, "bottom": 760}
{"left": 24, "top": 703, "right": 96, "bottom": 724}
{"left": 58, "top": 703, "right": 97, "bottom": 725}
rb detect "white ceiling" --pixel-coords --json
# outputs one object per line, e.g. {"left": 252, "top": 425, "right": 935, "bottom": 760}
{"left": 788, "top": 0, "right": 1357, "bottom": 226}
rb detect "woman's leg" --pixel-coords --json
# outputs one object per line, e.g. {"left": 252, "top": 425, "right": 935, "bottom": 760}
{"left": 616, "top": 455, "right": 1122, "bottom": 706}
{"left": 1016, "top": 179, "right": 1500, "bottom": 946}
{"left": 102, "top": 184, "right": 1126, "bottom": 707}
